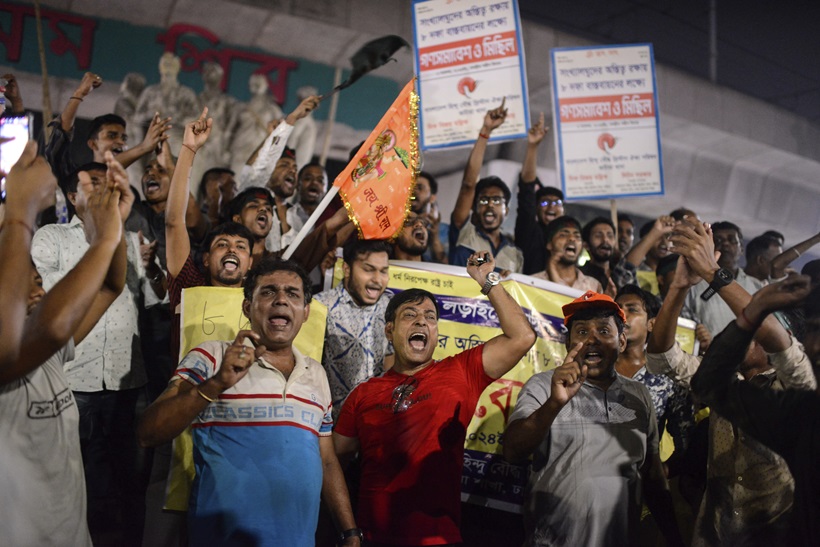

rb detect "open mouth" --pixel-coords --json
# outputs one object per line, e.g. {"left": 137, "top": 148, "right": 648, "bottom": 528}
{"left": 365, "top": 285, "right": 382, "bottom": 300}
{"left": 221, "top": 254, "right": 240, "bottom": 272}
{"left": 268, "top": 313, "right": 291, "bottom": 330}
{"left": 412, "top": 226, "right": 427, "bottom": 241}
{"left": 256, "top": 212, "right": 269, "bottom": 229}
{"left": 565, "top": 243, "right": 578, "bottom": 255}
{"left": 111, "top": 147, "right": 123, "bottom": 155}
{"left": 144, "top": 179, "right": 161, "bottom": 194}
{"left": 581, "top": 349, "right": 602, "bottom": 366}
{"left": 408, "top": 332, "right": 427, "bottom": 351}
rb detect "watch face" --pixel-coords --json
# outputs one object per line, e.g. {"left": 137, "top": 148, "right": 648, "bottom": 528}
{"left": 487, "top": 271, "right": 501, "bottom": 283}
{"left": 718, "top": 269, "right": 733, "bottom": 283}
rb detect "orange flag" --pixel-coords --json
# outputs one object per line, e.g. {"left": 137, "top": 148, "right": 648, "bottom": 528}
{"left": 334, "top": 79, "right": 420, "bottom": 240}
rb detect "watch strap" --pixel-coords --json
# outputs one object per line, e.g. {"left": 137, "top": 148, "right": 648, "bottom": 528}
{"left": 339, "top": 528, "right": 363, "bottom": 542}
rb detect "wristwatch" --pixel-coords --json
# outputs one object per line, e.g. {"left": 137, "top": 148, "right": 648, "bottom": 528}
{"left": 338, "top": 527, "right": 363, "bottom": 543}
{"left": 481, "top": 271, "right": 501, "bottom": 295}
{"left": 700, "top": 267, "right": 733, "bottom": 301}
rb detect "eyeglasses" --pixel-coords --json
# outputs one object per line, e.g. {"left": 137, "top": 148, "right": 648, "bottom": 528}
{"left": 391, "top": 376, "right": 419, "bottom": 414}
{"left": 477, "top": 196, "right": 505, "bottom": 206}
{"left": 539, "top": 199, "right": 563, "bottom": 207}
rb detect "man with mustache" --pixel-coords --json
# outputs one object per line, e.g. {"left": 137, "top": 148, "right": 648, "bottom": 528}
{"left": 138, "top": 257, "right": 361, "bottom": 546}
{"left": 229, "top": 187, "right": 276, "bottom": 263}
{"left": 391, "top": 211, "right": 430, "bottom": 262}
{"left": 334, "top": 252, "right": 536, "bottom": 546}
{"left": 580, "top": 216, "right": 637, "bottom": 293}
{"left": 532, "top": 216, "right": 602, "bottom": 292}
{"left": 504, "top": 291, "right": 683, "bottom": 547}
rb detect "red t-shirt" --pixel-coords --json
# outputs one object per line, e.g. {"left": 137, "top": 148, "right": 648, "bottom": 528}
{"left": 335, "top": 346, "right": 493, "bottom": 545}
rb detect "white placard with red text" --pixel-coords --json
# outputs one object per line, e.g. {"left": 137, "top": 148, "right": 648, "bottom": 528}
{"left": 412, "top": 0, "right": 529, "bottom": 149}
{"left": 551, "top": 44, "right": 664, "bottom": 200}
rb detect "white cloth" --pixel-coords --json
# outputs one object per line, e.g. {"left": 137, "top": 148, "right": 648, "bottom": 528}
{"left": 0, "top": 341, "right": 92, "bottom": 546}
{"left": 237, "top": 122, "right": 295, "bottom": 191}
{"left": 31, "top": 218, "right": 148, "bottom": 391}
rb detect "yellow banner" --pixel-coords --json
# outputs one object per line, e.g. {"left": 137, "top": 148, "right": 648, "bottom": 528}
{"left": 164, "top": 287, "right": 327, "bottom": 511}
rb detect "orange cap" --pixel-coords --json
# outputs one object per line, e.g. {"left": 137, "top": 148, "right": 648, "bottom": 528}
{"left": 562, "top": 290, "right": 626, "bottom": 326}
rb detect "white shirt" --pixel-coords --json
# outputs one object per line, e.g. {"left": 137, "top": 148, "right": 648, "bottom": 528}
{"left": 31, "top": 217, "right": 148, "bottom": 391}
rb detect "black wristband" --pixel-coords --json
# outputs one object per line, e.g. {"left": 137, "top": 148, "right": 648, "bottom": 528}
{"left": 338, "top": 527, "right": 363, "bottom": 543}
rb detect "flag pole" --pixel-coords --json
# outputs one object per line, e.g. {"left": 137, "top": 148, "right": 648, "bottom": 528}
{"left": 281, "top": 185, "right": 341, "bottom": 260}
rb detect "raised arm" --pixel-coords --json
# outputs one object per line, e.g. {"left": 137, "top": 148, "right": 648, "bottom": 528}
{"left": 138, "top": 330, "right": 265, "bottom": 447}
{"left": 6, "top": 157, "right": 125, "bottom": 384}
{"left": 59, "top": 72, "right": 101, "bottom": 133}
{"left": 0, "top": 142, "right": 57, "bottom": 371}
{"left": 770, "top": 231, "right": 820, "bottom": 279}
{"left": 466, "top": 251, "right": 536, "bottom": 379}
{"left": 520, "top": 112, "right": 546, "bottom": 183}
{"left": 166, "top": 108, "right": 212, "bottom": 277}
{"left": 625, "top": 215, "right": 674, "bottom": 268}
{"left": 2, "top": 73, "right": 25, "bottom": 114}
{"left": 238, "top": 95, "right": 319, "bottom": 191}
{"left": 451, "top": 100, "right": 507, "bottom": 230}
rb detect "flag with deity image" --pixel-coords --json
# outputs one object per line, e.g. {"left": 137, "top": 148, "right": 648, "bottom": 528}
{"left": 334, "top": 78, "right": 420, "bottom": 239}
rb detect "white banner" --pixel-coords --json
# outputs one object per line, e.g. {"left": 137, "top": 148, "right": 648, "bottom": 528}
{"left": 412, "top": 0, "right": 530, "bottom": 149}
{"left": 550, "top": 44, "right": 664, "bottom": 200}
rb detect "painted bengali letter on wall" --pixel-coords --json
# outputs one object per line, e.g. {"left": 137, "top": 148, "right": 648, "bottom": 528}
{"left": 551, "top": 44, "right": 665, "bottom": 200}
{"left": 412, "top": 0, "right": 530, "bottom": 149}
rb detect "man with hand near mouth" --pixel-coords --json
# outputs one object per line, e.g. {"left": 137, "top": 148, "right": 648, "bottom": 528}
{"left": 391, "top": 211, "right": 430, "bottom": 261}
{"left": 532, "top": 216, "right": 602, "bottom": 292}
{"left": 580, "top": 216, "right": 637, "bottom": 294}
{"left": 450, "top": 101, "right": 524, "bottom": 273}
{"left": 315, "top": 240, "right": 394, "bottom": 419}
{"left": 333, "top": 251, "right": 536, "bottom": 546}
{"left": 504, "top": 291, "right": 683, "bottom": 547}
{"left": 138, "top": 257, "right": 361, "bottom": 547}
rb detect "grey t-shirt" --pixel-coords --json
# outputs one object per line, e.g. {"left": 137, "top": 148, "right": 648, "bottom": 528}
{"left": 0, "top": 340, "right": 92, "bottom": 546}
{"left": 509, "top": 370, "right": 658, "bottom": 547}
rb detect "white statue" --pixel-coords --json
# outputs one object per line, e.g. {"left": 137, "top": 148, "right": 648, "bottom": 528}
{"left": 114, "top": 72, "right": 147, "bottom": 191}
{"left": 133, "top": 53, "right": 199, "bottom": 159}
{"left": 191, "top": 62, "right": 237, "bottom": 190}
{"left": 228, "top": 74, "right": 284, "bottom": 175}
{"left": 287, "top": 85, "right": 319, "bottom": 169}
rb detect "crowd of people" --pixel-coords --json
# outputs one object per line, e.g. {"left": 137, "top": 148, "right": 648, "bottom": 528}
{"left": 0, "top": 66, "right": 819, "bottom": 547}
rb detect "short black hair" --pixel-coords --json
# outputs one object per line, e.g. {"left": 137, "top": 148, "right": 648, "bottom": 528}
{"left": 656, "top": 253, "right": 680, "bottom": 277}
{"left": 197, "top": 167, "right": 234, "bottom": 200}
{"left": 535, "top": 185, "right": 564, "bottom": 202}
{"left": 566, "top": 307, "right": 625, "bottom": 337}
{"left": 473, "top": 176, "right": 511, "bottom": 209}
{"left": 385, "top": 288, "right": 439, "bottom": 323}
{"left": 712, "top": 221, "right": 743, "bottom": 242}
{"left": 581, "top": 216, "right": 615, "bottom": 245}
{"left": 228, "top": 187, "right": 275, "bottom": 219}
{"left": 669, "top": 208, "right": 697, "bottom": 222}
{"left": 418, "top": 170, "right": 438, "bottom": 195}
{"left": 746, "top": 235, "right": 780, "bottom": 262}
{"left": 544, "top": 216, "right": 582, "bottom": 245}
{"left": 202, "top": 222, "right": 254, "bottom": 254}
{"left": 617, "top": 213, "right": 634, "bottom": 226}
{"left": 616, "top": 284, "right": 662, "bottom": 320}
{"left": 65, "top": 162, "right": 107, "bottom": 194}
{"left": 87, "top": 114, "right": 126, "bottom": 141}
{"left": 343, "top": 239, "right": 391, "bottom": 265}
{"left": 243, "top": 256, "right": 312, "bottom": 304}
{"left": 762, "top": 230, "right": 785, "bottom": 245}
{"left": 298, "top": 161, "right": 326, "bottom": 181}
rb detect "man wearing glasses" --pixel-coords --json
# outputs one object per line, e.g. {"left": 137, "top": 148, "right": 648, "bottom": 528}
{"left": 334, "top": 252, "right": 536, "bottom": 546}
{"left": 449, "top": 102, "right": 524, "bottom": 273}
